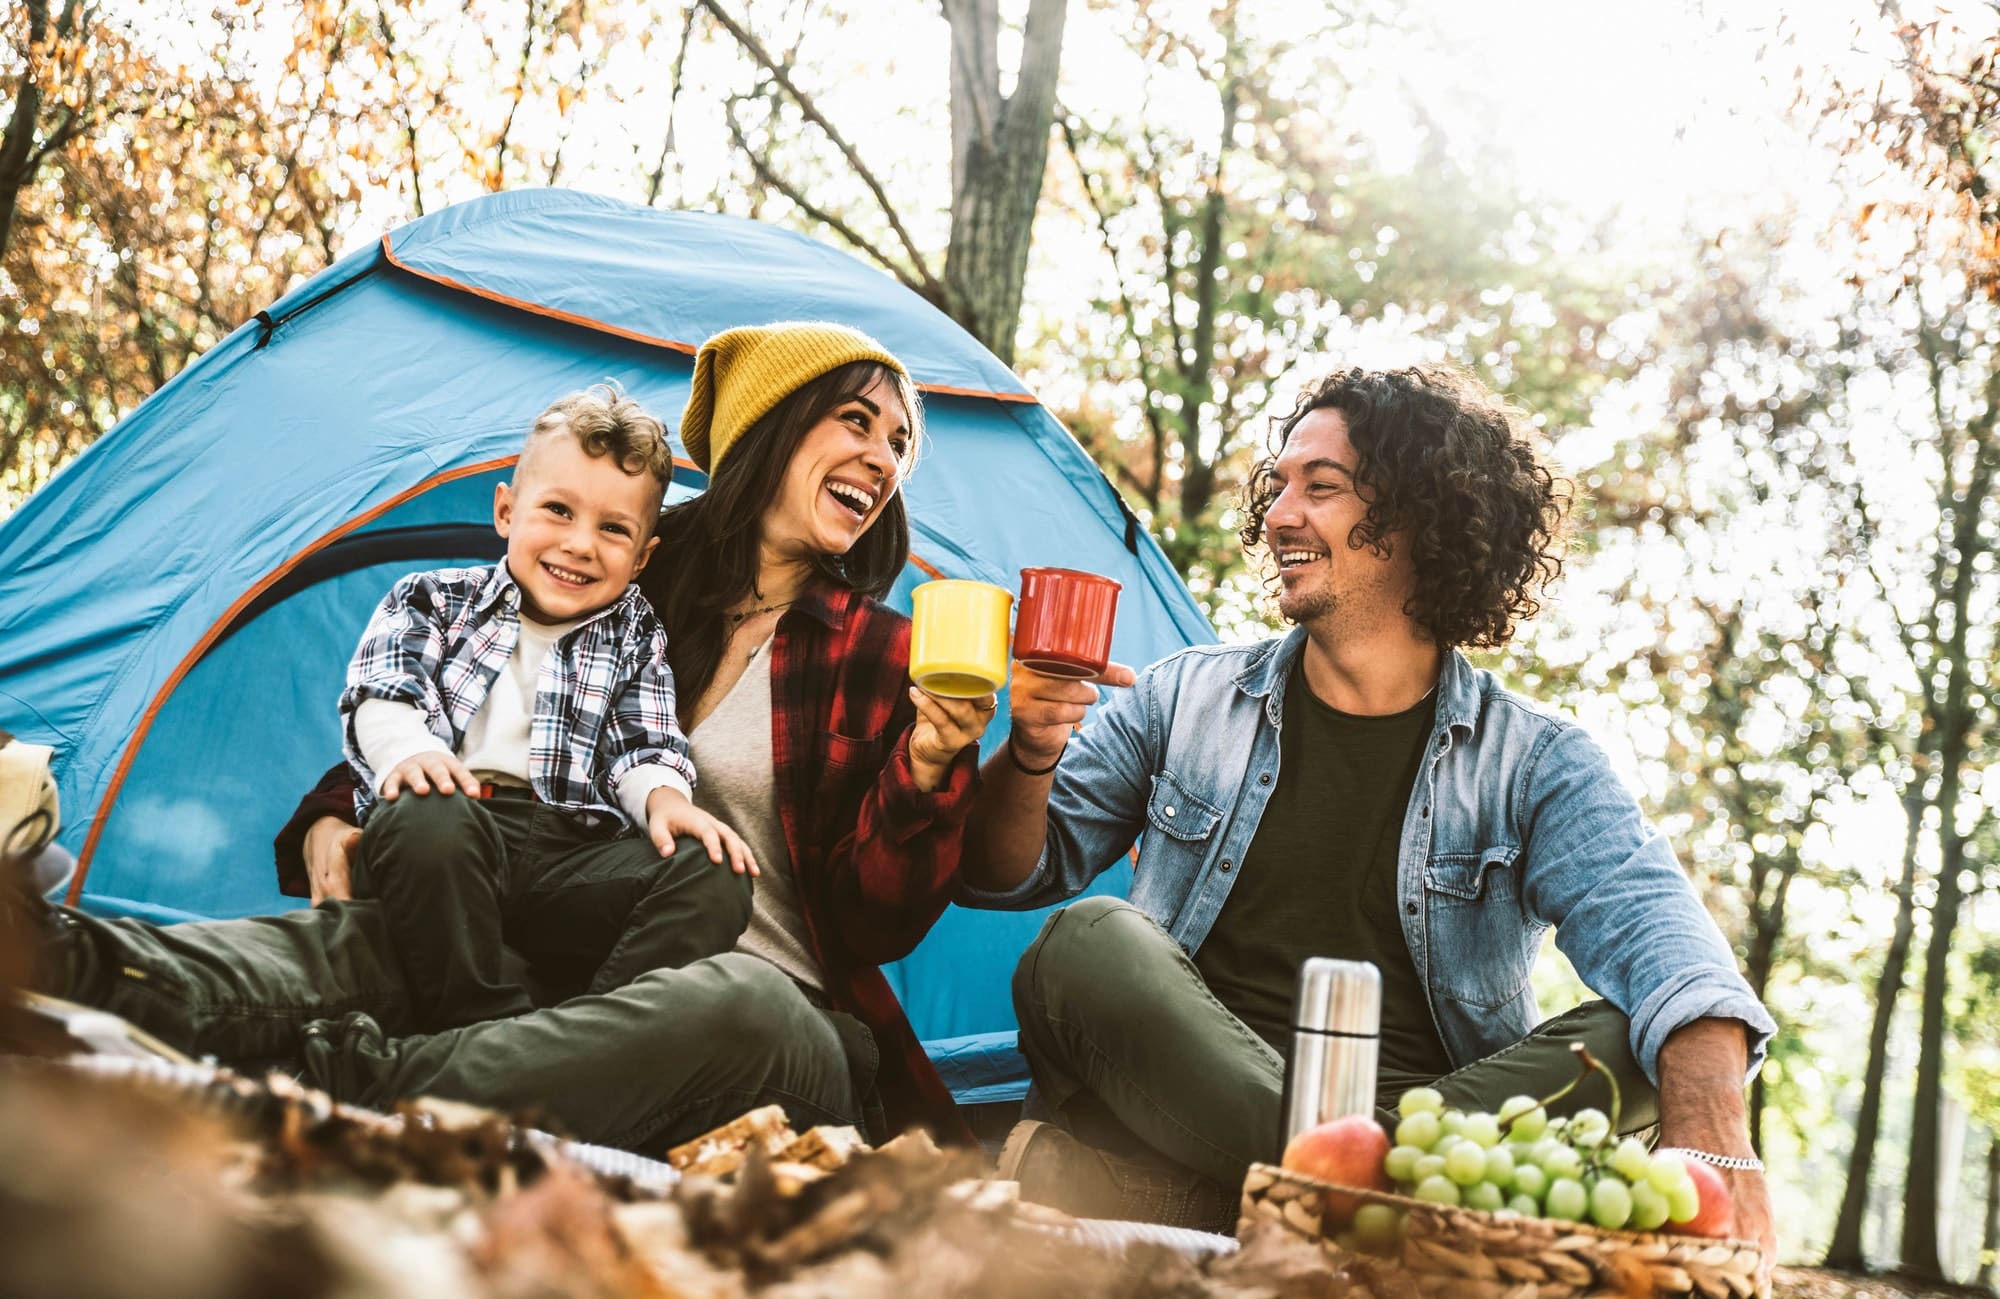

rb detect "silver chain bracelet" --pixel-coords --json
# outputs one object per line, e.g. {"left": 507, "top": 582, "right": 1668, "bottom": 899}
{"left": 1655, "top": 1145, "right": 1765, "bottom": 1172}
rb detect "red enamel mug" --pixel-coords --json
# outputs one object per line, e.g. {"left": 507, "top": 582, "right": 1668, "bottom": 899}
{"left": 1014, "top": 567, "right": 1122, "bottom": 679}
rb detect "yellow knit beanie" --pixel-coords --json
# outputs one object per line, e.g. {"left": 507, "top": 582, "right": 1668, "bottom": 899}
{"left": 681, "top": 322, "right": 910, "bottom": 474}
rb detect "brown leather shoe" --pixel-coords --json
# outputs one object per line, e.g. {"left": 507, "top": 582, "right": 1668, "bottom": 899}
{"left": 996, "top": 1119, "right": 1236, "bottom": 1234}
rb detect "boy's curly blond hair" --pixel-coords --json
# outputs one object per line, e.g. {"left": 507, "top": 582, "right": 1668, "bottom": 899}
{"left": 525, "top": 383, "right": 674, "bottom": 490}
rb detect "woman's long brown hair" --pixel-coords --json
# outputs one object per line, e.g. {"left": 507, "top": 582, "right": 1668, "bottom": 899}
{"left": 640, "top": 359, "right": 919, "bottom": 706}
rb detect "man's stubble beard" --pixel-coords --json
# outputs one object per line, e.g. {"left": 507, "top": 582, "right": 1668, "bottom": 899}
{"left": 1278, "top": 584, "right": 1336, "bottom": 628}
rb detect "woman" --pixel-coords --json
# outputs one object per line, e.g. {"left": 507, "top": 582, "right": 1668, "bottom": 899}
{"left": 38, "top": 322, "right": 994, "bottom": 1149}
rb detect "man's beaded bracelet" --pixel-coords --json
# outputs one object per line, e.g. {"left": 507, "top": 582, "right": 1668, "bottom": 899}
{"left": 1655, "top": 1145, "right": 1765, "bottom": 1172}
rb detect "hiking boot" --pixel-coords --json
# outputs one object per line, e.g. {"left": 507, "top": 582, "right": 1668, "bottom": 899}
{"left": 996, "top": 1119, "right": 1237, "bottom": 1234}
{"left": 297, "top": 1010, "right": 396, "bottom": 1108}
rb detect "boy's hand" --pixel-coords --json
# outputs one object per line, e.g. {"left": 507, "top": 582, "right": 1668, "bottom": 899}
{"left": 380, "top": 751, "right": 480, "bottom": 800}
{"left": 908, "top": 686, "right": 998, "bottom": 793}
{"left": 304, "top": 816, "right": 360, "bottom": 906}
{"left": 646, "top": 786, "right": 759, "bottom": 876}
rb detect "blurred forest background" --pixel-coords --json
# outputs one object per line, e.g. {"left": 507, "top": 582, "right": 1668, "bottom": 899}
{"left": 3, "top": 0, "right": 1997, "bottom": 1282}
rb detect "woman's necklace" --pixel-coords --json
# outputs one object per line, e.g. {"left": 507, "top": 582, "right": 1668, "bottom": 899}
{"left": 729, "top": 597, "right": 797, "bottom": 624}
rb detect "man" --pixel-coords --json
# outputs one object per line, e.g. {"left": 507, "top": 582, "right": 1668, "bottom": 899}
{"left": 961, "top": 366, "right": 1776, "bottom": 1260}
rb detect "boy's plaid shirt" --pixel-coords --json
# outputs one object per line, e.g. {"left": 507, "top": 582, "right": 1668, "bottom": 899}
{"left": 339, "top": 563, "right": 692, "bottom": 826}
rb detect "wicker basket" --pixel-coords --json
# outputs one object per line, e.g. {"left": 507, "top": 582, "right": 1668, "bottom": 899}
{"left": 1239, "top": 1163, "right": 1765, "bottom": 1299}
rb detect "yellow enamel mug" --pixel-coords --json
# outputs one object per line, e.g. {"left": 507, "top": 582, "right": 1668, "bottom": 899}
{"left": 909, "top": 579, "right": 1013, "bottom": 698}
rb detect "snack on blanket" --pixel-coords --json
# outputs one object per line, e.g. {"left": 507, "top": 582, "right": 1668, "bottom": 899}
{"left": 666, "top": 1104, "right": 797, "bottom": 1177}
{"left": 778, "top": 1124, "right": 867, "bottom": 1172}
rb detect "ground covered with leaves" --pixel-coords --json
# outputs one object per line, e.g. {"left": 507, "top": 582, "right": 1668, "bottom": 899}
{"left": 1770, "top": 1267, "right": 1990, "bottom": 1299}
{"left": 2, "top": 1040, "right": 1983, "bottom": 1299}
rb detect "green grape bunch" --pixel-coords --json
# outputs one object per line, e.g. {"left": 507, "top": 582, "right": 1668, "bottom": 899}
{"left": 1380, "top": 1044, "right": 1704, "bottom": 1234}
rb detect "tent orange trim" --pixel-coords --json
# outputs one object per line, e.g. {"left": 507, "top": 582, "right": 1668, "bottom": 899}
{"left": 380, "top": 236, "right": 1039, "bottom": 406}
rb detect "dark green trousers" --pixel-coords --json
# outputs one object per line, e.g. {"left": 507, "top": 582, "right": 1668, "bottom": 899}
{"left": 42, "top": 889, "right": 877, "bottom": 1152}
{"left": 1013, "top": 896, "right": 1658, "bottom": 1191}
{"left": 352, "top": 791, "right": 750, "bottom": 1030}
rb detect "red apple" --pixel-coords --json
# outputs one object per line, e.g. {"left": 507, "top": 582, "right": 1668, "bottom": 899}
{"left": 1282, "top": 1114, "right": 1392, "bottom": 1220}
{"left": 1681, "top": 1159, "right": 1734, "bottom": 1238}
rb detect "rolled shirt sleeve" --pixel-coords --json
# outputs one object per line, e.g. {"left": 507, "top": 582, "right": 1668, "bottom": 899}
{"left": 615, "top": 761, "right": 695, "bottom": 830}
{"left": 351, "top": 698, "right": 453, "bottom": 795}
{"left": 1518, "top": 723, "right": 1777, "bottom": 1083}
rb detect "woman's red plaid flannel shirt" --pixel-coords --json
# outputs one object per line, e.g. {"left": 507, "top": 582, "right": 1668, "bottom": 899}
{"left": 277, "top": 585, "right": 979, "bottom": 1143}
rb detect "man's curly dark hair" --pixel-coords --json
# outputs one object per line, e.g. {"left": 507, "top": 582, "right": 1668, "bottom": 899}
{"left": 1238, "top": 366, "right": 1570, "bottom": 650}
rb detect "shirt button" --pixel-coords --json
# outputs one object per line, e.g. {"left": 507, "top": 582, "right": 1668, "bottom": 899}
{"left": 1221, "top": 859, "right": 1233, "bottom": 872}
{"left": 1405, "top": 902, "right": 1418, "bottom": 915}
{"left": 1164, "top": 806, "right": 1176, "bottom": 818}
{"left": 1259, "top": 773, "right": 1271, "bottom": 785}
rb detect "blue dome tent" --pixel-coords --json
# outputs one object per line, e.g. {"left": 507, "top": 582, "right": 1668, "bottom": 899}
{"left": 0, "top": 188, "right": 1213, "bottom": 1106}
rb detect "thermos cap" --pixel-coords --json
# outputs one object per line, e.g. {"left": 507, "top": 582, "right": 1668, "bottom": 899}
{"left": 1292, "top": 957, "right": 1381, "bottom": 1035}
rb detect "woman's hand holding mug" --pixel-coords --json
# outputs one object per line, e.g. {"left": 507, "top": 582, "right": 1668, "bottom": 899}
{"left": 908, "top": 688, "right": 999, "bottom": 792}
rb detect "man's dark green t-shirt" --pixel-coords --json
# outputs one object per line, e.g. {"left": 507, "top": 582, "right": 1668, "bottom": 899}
{"left": 1194, "top": 656, "right": 1454, "bottom": 1082}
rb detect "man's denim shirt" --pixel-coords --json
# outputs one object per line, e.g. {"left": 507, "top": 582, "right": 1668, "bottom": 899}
{"left": 962, "top": 628, "right": 1776, "bottom": 1083}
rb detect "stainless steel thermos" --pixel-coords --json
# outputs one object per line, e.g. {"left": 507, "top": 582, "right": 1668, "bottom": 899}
{"left": 1277, "top": 958, "right": 1382, "bottom": 1153}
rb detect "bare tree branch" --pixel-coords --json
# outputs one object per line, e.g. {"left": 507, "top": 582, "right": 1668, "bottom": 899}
{"left": 1059, "top": 111, "right": 1170, "bottom": 491}
{"left": 697, "top": 0, "right": 949, "bottom": 306}
{"left": 376, "top": 4, "right": 427, "bottom": 217}
{"left": 1140, "top": 128, "right": 1189, "bottom": 373}
{"left": 251, "top": 15, "right": 350, "bottom": 267}
{"left": 491, "top": 0, "right": 544, "bottom": 181}
{"left": 545, "top": 15, "right": 615, "bottom": 189}
{"left": 645, "top": 4, "right": 700, "bottom": 206}
{"left": 721, "top": 96, "right": 925, "bottom": 294}
{"left": 23, "top": 107, "right": 86, "bottom": 176}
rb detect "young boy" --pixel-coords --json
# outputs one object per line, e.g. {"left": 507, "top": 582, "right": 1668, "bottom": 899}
{"left": 341, "top": 385, "right": 755, "bottom": 1031}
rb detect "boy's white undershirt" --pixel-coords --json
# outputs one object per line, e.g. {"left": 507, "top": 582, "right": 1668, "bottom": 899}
{"left": 352, "top": 611, "right": 691, "bottom": 827}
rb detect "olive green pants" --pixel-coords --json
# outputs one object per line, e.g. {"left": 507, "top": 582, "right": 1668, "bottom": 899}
{"left": 40, "top": 877, "right": 878, "bottom": 1152}
{"left": 352, "top": 791, "right": 750, "bottom": 1030}
{"left": 1013, "top": 897, "right": 1657, "bottom": 1192}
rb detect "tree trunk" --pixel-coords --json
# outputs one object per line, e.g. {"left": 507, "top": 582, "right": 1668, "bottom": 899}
{"left": 1900, "top": 811, "right": 1967, "bottom": 1281}
{"left": 1174, "top": 67, "right": 1241, "bottom": 531}
{"left": 1825, "top": 786, "right": 1923, "bottom": 1270}
{"left": 940, "top": 0, "right": 1067, "bottom": 365}
{"left": 1899, "top": 418, "right": 1994, "bottom": 1282}
{"left": 0, "top": 0, "right": 54, "bottom": 259}
{"left": 1744, "top": 913, "right": 1772, "bottom": 1154}
{"left": 1980, "top": 1135, "right": 1997, "bottom": 1293}
{"left": 1740, "top": 854, "right": 1793, "bottom": 1156}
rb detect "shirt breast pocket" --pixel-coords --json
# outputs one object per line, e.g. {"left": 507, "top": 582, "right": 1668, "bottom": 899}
{"left": 1141, "top": 771, "right": 1223, "bottom": 877}
{"left": 824, "top": 731, "right": 889, "bottom": 775}
{"left": 1423, "top": 846, "right": 1532, "bottom": 1010}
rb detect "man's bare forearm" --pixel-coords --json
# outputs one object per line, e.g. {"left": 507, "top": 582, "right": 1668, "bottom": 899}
{"left": 965, "top": 662, "right": 1133, "bottom": 894}
{"left": 1656, "top": 1017, "right": 1753, "bottom": 1151}
{"left": 1658, "top": 1016, "right": 1775, "bottom": 1273}
{"left": 961, "top": 745, "right": 1057, "bottom": 892}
